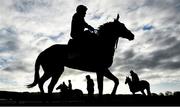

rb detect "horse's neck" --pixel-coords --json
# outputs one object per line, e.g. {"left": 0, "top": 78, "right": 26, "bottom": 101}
{"left": 127, "top": 80, "right": 133, "bottom": 89}
{"left": 104, "top": 38, "right": 117, "bottom": 47}
{"left": 98, "top": 22, "right": 118, "bottom": 53}
{"left": 99, "top": 34, "right": 118, "bottom": 52}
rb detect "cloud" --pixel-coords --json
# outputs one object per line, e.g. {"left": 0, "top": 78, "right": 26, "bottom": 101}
{"left": 114, "top": 36, "right": 180, "bottom": 71}
{"left": 13, "top": 0, "right": 51, "bottom": 13}
{"left": 0, "top": 0, "right": 180, "bottom": 94}
{"left": 143, "top": 24, "right": 154, "bottom": 31}
{"left": 0, "top": 27, "right": 19, "bottom": 52}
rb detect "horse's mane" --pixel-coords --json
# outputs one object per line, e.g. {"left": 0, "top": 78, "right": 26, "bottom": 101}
{"left": 98, "top": 21, "right": 115, "bottom": 36}
{"left": 98, "top": 21, "right": 119, "bottom": 49}
{"left": 127, "top": 77, "right": 131, "bottom": 80}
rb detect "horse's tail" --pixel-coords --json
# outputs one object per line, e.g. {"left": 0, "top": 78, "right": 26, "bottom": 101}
{"left": 27, "top": 55, "right": 41, "bottom": 88}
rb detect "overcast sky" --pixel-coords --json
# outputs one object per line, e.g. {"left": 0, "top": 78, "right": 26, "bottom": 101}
{"left": 0, "top": 0, "right": 180, "bottom": 94}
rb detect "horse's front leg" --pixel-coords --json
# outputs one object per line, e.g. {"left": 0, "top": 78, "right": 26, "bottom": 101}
{"left": 96, "top": 72, "right": 104, "bottom": 95}
{"left": 141, "top": 90, "right": 146, "bottom": 96}
{"left": 132, "top": 92, "right": 135, "bottom": 95}
{"left": 104, "top": 69, "right": 119, "bottom": 95}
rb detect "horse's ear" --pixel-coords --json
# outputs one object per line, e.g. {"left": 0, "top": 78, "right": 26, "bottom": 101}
{"left": 114, "top": 14, "right": 120, "bottom": 22}
{"left": 116, "top": 14, "right": 119, "bottom": 20}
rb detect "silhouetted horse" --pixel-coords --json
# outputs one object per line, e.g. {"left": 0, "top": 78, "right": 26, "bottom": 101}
{"left": 125, "top": 77, "right": 151, "bottom": 96}
{"left": 27, "top": 14, "right": 134, "bottom": 95}
{"left": 56, "top": 84, "right": 83, "bottom": 97}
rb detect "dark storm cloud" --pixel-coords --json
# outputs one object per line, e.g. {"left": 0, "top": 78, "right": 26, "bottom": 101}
{"left": 89, "top": 11, "right": 104, "bottom": 20}
{"left": 127, "top": 5, "right": 140, "bottom": 13}
{"left": 115, "top": 38, "right": 180, "bottom": 72}
{"left": 49, "top": 32, "right": 65, "bottom": 42}
{"left": 13, "top": 0, "right": 35, "bottom": 13}
{"left": 31, "top": 32, "right": 65, "bottom": 48}
{"left": 0, "top": 27, "right": 19, "bottom": 52}
{"left": 112, "top": 24, "right": 180, "bottom": 75}
{"left": 152, "top": 41, "right": 180, "bottom": 61}
{"left": 123, "top": 49, "right": 136, "bottom": 60}
{"left": 159, "top": 36, "right": 177, "bottom": 46}
{"left": 91, "top": 14, "right": 102, "bottom": 20}
{"left": 0, "top": 57, "right": 13, "bottom": 69}
{"left": 142, "top": 0, "right": 180, "bottom": 8}
{"left": 151, "top": 40, "right": 180, "bottom": 70}
{"left": 143, "top": 74, "right": 161, "bottom": 80}
{"left": 0, "top": 27, "right": 22, "bottom": 71}
{"left": 107, "top": 0, "right": 180, "bottom": 77}
{"left": 3, "top": 63, "right": 29, "bottom": 72}
{"left": 13, "top": 0, "right": 51, "bottom": 13}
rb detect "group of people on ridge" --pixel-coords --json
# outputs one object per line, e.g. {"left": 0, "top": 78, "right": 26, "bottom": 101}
{"left": 57, "top": 75, "right": 95, "bottom": 96}
{"left": 56, "top": 70, "right": 140, "bottom": 96}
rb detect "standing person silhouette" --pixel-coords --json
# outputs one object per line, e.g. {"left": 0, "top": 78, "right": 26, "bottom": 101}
{"left": 86, "top": 75, "right": 94, "bottom": 96}
{"left": 130, "top": 70, "right": 140, "bottom": 85}
{"left": 68, "top": 80, "right": 72, "bottom": 91}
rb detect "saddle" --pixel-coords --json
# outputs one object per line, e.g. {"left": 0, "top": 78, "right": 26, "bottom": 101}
{"left": 132, "top": 81, "right": 142, "bottom": 91}
{"left": 68, "top": 30, "right": 98, "bottom": 54}
{"left": 67, "top": 38, "right": 96, "bottom": 60}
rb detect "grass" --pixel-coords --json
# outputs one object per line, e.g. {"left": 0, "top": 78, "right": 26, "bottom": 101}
{"left": 0, "top": 91, "right": 179, "bottom": 106}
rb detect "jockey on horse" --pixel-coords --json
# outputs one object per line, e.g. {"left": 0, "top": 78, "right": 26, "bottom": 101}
{"left": 130, "top": 70, "right": 141, "bottom": 88}
{"left": 68, "top": 5, "right": 96, "bottom": 58}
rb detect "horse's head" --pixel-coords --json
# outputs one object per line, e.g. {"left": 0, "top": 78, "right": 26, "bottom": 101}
{"left": 56, "top": 84, "right": 63, "bottom": 90}
{"left": 98, "top": 14, "right": 134, "bottom": 41}
{"left": 113, "top": 14, "right": 134, "bottom": 41}
{"left": 125, "top": 76, "right": 131, "bottom": 84}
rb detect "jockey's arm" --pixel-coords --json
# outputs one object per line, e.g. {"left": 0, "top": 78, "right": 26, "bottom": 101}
{"left": 87, "top": 24, "right": 94, "bottom": 31}
{"left": 84, "top": 20, "right": 94, "bottom": 31}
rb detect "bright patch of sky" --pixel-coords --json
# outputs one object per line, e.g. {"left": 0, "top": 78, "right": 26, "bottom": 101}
{"left": 0, "top": 0, "right": 180, "bottom": 94}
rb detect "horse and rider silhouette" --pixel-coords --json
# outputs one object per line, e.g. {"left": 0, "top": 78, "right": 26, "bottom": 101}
{"left": 27, "top": 5, "right": 135, "bottom": 95}
{"left": 56, "top": 81, "right": 83, "bottom": 97}
{"left": 125, "top": 70, "right": 151, "bottom": 96}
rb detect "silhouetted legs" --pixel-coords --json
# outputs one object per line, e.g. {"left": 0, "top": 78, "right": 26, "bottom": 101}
{"left": 147, "top": 87, "right": 151, "bottom": 96}
{"left": 96, "top": 69, "right": 119, "bottom": 95}
{"left": 39, "top": 65, "right": 64, "bottom": 93}
{"left": 48, "top": 67, "right": 63, "bottom": 93}
{"left": 38, "top": 72, "right": 51, "bottom": 93}
{"left": 141, "top": 90, "right": 146, "bottom": 96}
{"left": 104, "top": 69, "right": 119, "bottom": 95}
{"left": 96, "top": 72, "right": 103, "bottom": 95}
{"left": 147, "top": 84, "right": 151, "bottom": 96}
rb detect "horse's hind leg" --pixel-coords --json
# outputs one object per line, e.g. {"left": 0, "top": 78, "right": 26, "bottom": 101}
{"left": 104, "top": 69, "right": 119, "bottom": 95}
{"left": 48, "top": 67, "right": 64, "bottom": 93}
{"left": 38, "top": 72, "right": 51, "bottom": 93}
{"left": 147, "top": 89, "right": 151, "bottom": 96}
{"left": 147, "top": 84, "right": 151, "bottom": 96}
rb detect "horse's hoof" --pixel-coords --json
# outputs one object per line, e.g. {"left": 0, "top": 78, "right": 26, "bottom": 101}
{"left": 111, "top": 92, "right": 116, "bottom": 95}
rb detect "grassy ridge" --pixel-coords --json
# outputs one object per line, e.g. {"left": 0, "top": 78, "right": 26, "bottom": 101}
{"left": 0, "top": 91, "right": 179, "bottom": 106}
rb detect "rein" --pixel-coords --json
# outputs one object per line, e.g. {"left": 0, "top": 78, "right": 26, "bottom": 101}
{"left": 115, "top": 38, "right": 119, "bottom": 49}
